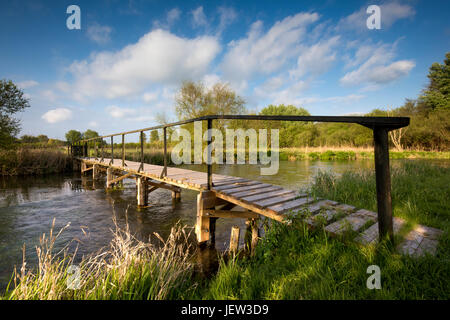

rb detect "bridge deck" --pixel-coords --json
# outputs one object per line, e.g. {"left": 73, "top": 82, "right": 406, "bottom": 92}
{"left": 76, "top": 157, "right": 442, "bottom": 257}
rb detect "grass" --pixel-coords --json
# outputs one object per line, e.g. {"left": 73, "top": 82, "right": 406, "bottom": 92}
{"left": 2, "top": 217, "right": 198, "bottom": 300}
{"left": 279, "top": 147, "right": 450, "bottom": 161}
{"left": 0, "top": 148, "right": 72, "bottom": 176}
{"left": 2, "top": 161, "right": 449, "bottom": 300}
{"left": 195, "top": 161, "right": 449, "bottom": 300}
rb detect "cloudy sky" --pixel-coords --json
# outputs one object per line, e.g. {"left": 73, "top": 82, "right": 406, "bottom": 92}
{"left": 2, "top": 0, "right": 449, "bottom": 140}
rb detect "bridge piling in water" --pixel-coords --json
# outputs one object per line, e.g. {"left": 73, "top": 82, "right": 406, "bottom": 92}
{"left": 136, "top": 177, "right": 149, "bottom": 207}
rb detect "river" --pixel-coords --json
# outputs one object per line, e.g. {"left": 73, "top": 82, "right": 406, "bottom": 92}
{"left": 0, "top": 159, "right": 408, "bottom": 290}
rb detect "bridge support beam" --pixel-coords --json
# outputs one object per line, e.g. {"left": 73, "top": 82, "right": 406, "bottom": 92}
{"left": 106, "top": 167, "right": 114, "bottom": 189}
{"left": 196, "top": 191, "right": 216, "bottom": 245}
{"left": 172, "top": 190, "right": 181, "bottom": 201}
{"left": 136, "top": 177, "right": 148, "bottom": 207}
{"left": 92, "top": 164, "right": 99, "bottom": 180}
{"left": 245, "top": 218, "right": 260, "bottom": 256}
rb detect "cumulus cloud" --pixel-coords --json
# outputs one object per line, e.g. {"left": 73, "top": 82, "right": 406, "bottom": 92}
{"left": 217, "top": 7, "right": 237, "bottom": 35}
{"left": 17, "top": 80, "right": 38, "bottom": 89}
{"left": 42, "top": 108, "right": 72, "bottom": 123}
{"left": 220, "top": 12, "right": 319, "bottom": 82}
{"left": 191, "top": 6, "right": 208, "bottom": 28}
{"left": 153, "top": 8, "right": 181, "bottom": 29}
{"left": 87, "top": 23, "right": 112, "bottom": 44}
{"left": 340, "top": 41, "right": 415, "bottom": 87}
{"left": 68, "top": 29, "right": 220, "bottom": 100}
{"left": 106, "top": 105, "right": 137, "bottom": 118}
{"left": 290, "top": 36, "right": 340, "bottom": 79}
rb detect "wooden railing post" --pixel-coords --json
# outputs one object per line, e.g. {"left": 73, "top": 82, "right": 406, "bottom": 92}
{"left": 139, "top": 131, "right": 144, "bottom": 172}
{"left": 161, "top": 127, "right": 167, "bottom": 178}
{"left": 373, "top": 127, "right": 394, "bottom": 242}
{"left": 110, "top": 136, "right": 114, "bottom": 164}
{"left": 207, "top": 119, "right": 213, "bottom": 190}
{"left": 101, "top": 139, "right": 104, "bottom": 162}
{"left": 122, "top": 134, "right": 126, "bottom": 167}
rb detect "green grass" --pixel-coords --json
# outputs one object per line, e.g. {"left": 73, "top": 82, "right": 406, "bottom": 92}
{"left": 196, "top": 161, "right": 449, "bottom": 300}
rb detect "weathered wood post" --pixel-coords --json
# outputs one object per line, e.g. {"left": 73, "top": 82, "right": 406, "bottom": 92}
{"left": 229, "top": 225, "right": 240, "bottom": 254}
{"left": 196, "top": 190, "right": 216, "bottom": 245}
{"left": 207, "top": 118, "right": 213, "bottom": 190}
{"left": 171, "top": 190, "right": 181, "bottom": 201}
{"left": 373, "top": 127, "right": 394, "bottom": 242}
{"left": 81, "top": 161, "right": 86, "bottom": 175}
{"left": 106, "top": 167, "right": 114, "bottom": 189}
{"left": 92, "top": 164, "right": 99, "bottom": 180}
{"left": 245, "top": 218, "right": 260, "bottom": 255}
{"left": 136, "top": 177, "right": 148, "bottom": 207}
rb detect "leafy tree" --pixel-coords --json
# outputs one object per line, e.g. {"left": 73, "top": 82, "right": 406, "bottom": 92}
{"left": 37, "top": 134, "right": 49, "bottom": 143}
{"left": 420, "top": 52, "right": 450, "bottom": 110}
{"left": 259, "top": 104, "right": 311, "bottom": 147}
{"left": 65, "top": 130, "right": 82, "bottom": 144}
{"left": 83, "top": 129, "right": 99, "bottom": 140}
{"left": 20, "top": 135, "right": 39, "bottom": 143}
{"left": 0, "top": 79, "right": 30, "bottom": 148}
{"left": 150, "top": 130, "right": 159, "bottom": 143}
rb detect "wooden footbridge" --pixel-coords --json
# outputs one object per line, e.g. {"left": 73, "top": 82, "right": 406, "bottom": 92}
{"left": 70, "top": 115, "right": 444, "bottom": 256}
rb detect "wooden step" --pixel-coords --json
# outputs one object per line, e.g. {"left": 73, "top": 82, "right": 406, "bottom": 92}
{"left": 324, "top": 209, "right": 377, "bottom": 235}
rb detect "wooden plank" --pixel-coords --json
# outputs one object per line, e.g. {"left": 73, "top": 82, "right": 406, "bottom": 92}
{"left": 229, "top": 226, "right": 240, "bottom": 253}
{"left": 146, "top": 180, "right": 181, "bottom": 193}
{"left": 203, "top": 209, "right": 260, "bottom": 219}
{"left": 302, "top": 200, "right": 338, "bottom": 214}
{"left": 224, "top": 183, "right": 273, "bottom": 195}
{"left": 231, "top": 186, "right": 284, "bottom": 199}
{"left": 107, "top": 172, "right": 134, "bottom": 185}
{"left": 324, "top": 209, "right": 377, "bottom": 235}
{"left": 205, "top": 178, "right": 249, "bottom": 187}
{"left": 355, "top": 217, "right": 405, "bottom": 245}
{"left": 268, "top": 196, "right": 315, "bottom": 214}
{"left": 213, "top": 180, "right": 262, "bottom": 191}
{"left": 241, "top": 189, "right": 297, "bottom": 203}
{"left": 305, "top": 209, "right": 342, "bottom": 227}
{"left": 252, "top": 192, "right": 303, "bottom": 208}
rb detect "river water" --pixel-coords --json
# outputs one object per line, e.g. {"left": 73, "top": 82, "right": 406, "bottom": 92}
{"left": 0, "top": 159, "right": 407, "bottom": 290}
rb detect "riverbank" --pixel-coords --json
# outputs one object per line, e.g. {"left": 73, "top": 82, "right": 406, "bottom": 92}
{"left": 2, "top": 160, "right": 448, "bottom": 300}
{"left": 0, "top": 148, "right": 72, "bottom": 176}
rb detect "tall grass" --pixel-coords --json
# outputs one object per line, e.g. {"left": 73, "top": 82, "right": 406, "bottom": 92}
{"left": 0, "top": 148, "right": 71, "bottom": 176}
{"left": 3, "top": 218, "right": 198, "bottom": 300}
{"left": 198, "top": 161, "right": 450, "bottom": 300}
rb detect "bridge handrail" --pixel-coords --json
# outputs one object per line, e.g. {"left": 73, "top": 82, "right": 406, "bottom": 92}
{"left": 70, "top": 114, "right": 410, "bottom": 242}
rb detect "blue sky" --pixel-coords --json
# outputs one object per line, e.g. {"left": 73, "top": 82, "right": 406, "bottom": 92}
{"left": 1, "top": 0, "right": 449, "bottom": 140}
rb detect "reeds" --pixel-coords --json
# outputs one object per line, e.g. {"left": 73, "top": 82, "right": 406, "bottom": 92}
{"left": 4, "top": 217, "right": 197, "bottom": 300}
{"left": 0, "top": 148, "right": 71, "bottom": 176}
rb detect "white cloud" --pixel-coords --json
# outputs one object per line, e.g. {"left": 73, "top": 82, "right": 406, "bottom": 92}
{"left": 68, "top": 29, "right": 220, "bottom": 100}
{"left": 167, "top": 8, "right": 181, "bottom": 25}
{"left": 191, "top": 6, "right": 208, "bottom": 28}
{"left": 220, "top": 12, "right": 319, "bottom": 82}
{"left": 87, "top": 23, "right": 112, "bottom": 44}
{"left": 142, "top": 91, "right": 158, "bottom": 103}
{"left": 290, "top": 36, "right": 340, "bottom": 79}
{"left": 106, "top": 105, "right": 137, "bottom": 118}
{"left": 42, "top": 108, "right": 72, "bottom": 123}
{"left": 41, "top": 89, "right": 58, "bottom": 102}
{"left": 153, "top": 8, "right": 181, "bottom": 29}
{"left": 340, "top": 41, "right": 415, "bottom": 87}
{"left": 88, "top": 121, "right": 99, "bottom": 128}
{"left": 217, "top": 7, "right": 237, "bottom": 35}
{"left": 17, "top": 80, "right": 38, "bottom": 89}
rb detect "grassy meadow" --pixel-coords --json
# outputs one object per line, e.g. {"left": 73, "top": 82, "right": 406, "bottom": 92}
{"left": 2, "top": 160, "right": 448, "bottom": 300}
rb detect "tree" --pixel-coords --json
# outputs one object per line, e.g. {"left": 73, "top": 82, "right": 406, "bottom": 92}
{"left": 420, "top": 52, "right": 450, "bottom": 110}
{"left": 37, "top": 134, "right": 49, "bottom": 143}
{"left": 150, "top": 130, "right": 159, "bottom": 143}
{"left": 65, "top": 130, "right": 82, "bottom": 144}
{"left": 175, "top": 81, "right": 246, "bottom": 133}
{"left": 0, "top": 79, "right": 30, "bottom": 148}
{"left": 259, "top": 104, "right": 311, "bottom": 147}
{"left": 83, "top": 129, "right": 99, "bottom": 140}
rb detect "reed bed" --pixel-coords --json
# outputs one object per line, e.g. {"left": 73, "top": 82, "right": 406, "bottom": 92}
{"left": 3, "top": 218, "right": 197, "bottom": 300}
{"left": 0, "top": 148, "right": 71, "bottom": 176}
